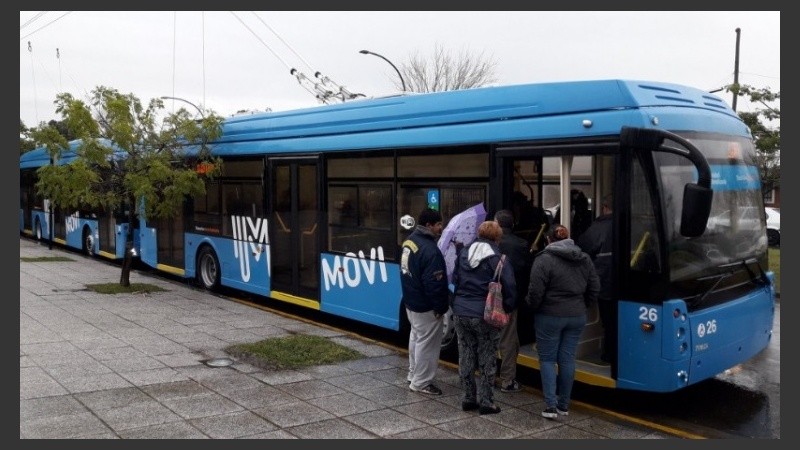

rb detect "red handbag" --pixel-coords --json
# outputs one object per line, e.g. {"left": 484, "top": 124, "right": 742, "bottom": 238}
{"left": 483, "top": 255, "right": 509, "bottom": 328}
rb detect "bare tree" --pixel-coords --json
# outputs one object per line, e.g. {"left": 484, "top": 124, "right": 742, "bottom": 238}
{"left": 398, "top": 43, "right": 498, "bottom": 93}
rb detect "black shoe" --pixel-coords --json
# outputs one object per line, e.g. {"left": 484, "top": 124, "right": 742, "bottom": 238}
{"left": 500, "top": 380, "right": 521, "bottom": 393}
{"left": 410, "top": 383, "right": 442, "bottom": 396}
{"left": 479, "top": 405, "right": 501, "bottom": 415}
{"left": 462, "top": 401, "right": 479, "bottom": 411}
{"left": 542, "top": 407, "right": 558, "bottom": 419}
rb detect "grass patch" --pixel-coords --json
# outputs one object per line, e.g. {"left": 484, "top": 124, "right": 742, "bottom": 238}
{"left": 85, "top": 283, "right": 168, "bottom": 294}
{"left": 225, "top": 334, "right": 363, "bottom": 370}
{"left": 21, "top": 256, "right": 74, "bottom": 262}
{"left": 768, "top": 247, "right": 780, "bottom": 295}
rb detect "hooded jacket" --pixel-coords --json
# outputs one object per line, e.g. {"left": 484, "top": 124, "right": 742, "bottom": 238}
{"left": 526, "top": 238, "right": 600, "bottom": 317}
{"left": 451, "top": 238, "right": 516, "bottom": 318}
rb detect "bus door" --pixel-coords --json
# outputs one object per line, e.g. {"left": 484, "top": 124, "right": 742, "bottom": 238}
{"left": 270, "top": 157, "right": 321, "bottom": 301}
{"left": 496, "top": 146, "right": 617, "bottom": 369}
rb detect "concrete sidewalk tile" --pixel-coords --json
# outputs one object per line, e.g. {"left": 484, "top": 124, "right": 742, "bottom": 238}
{"left": 20, "top": 379, "right": 69, "bottom": 399}
{"left": 58, "top": 372, "right": 134, "bottom": 394}
{"left": 387, "top": 426, "right": 461, "bottom": 439}
{"left": 253, "top": 401, "right": 335, "bottom": 428}
{"left": 285, "top": 417, "right": 378, "bottom": 439}
{"left": 570, "top": 416, "right": 654, "bottom": 439}
{"left": 20, "top": 412, "right": 113, "bottom": 439}
{"left": 392, "top": 399, "right": 473, "bottom": 425}
{"left": 20, "top": 395, "right": 87, "bottom": 421}
{"left": 237, "top": 429, "right": 298, "bottom": 439}
{"left": 274, "top": 379, "right": 347, "bottom": 400}
{"left": 355, "top": 384, "right": 426, "bottom": 407}
{"left": 75, "top": 386, "right": 152, "bottom": 411}
{"left": 220, "top": 385, "right": 299, "bottom": 410}
{"left": 190, "top": 410, "right": 278, "bottom": 439}
{"left": 307, "top": 392, "right": 384, "bottom": 417}
{"left": 118, "top": 367, "right": 189, "bottom": 386}
{"left": 321, "top": 372, "right": 394, "bottom": 392}
{"left": 436, "top": 415, "right": 521, "bottom": 439}
{"left": 92, "top": 400, "right": 184, "bottom": 431}
{"left": 161, "top": 392, "right": 245, "bottom": 419}
{"left": 141, "top": 380, "right": 212, "bottom": 401}
{"left": 343, "top": 408, "right": 428, "bottom": 437}
{"left": 196, "top": 373, "right": 265, "bottom": 394}
{"left": 529, "top": 424, "right": 605, "bottom": 439}
{"left": 257, "top": 369, "right": 314, "bottom": 385}
{"left": 117, "top": 422, "right": 208, "bottom": 439}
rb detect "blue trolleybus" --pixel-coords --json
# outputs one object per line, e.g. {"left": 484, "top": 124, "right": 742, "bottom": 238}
{"left": 20, "top": 79, "right": 775, "bottom": 392}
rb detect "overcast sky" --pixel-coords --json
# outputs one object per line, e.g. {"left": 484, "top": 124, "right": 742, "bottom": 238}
{"left": 19, "top": 11, "right": 780, "bottom": 127}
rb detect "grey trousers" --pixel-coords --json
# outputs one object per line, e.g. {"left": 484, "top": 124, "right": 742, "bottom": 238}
{"left": 406, "top": 308, "right": 444, "bottom": 389}
{"left": 497, "top": 309, "right": 519, "bottom": 386}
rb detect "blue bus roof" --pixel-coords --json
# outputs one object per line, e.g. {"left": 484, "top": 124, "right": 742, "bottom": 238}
{"left": 22, "top": 79, "right": 743, "bottom": 165}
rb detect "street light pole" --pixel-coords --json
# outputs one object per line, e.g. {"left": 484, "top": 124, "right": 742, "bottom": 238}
{"left": 160, "top": 96, "right": 205, "bottom": 119}
{"left": 359, "top": 49, "right": 406, "bottom": 92}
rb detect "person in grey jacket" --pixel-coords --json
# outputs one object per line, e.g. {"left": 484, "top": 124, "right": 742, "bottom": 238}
{"left": 452, "top": 220, "right": 516, "bottom": 415}
{"left": 526, "top": 224, "right": 600, "bottom": 419}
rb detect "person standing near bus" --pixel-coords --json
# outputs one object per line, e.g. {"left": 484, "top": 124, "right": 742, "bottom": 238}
{"left": 400, "top": 208, "right": 450, "bottom": 396}
{"left": 451, "top": 220, "right": 516, "bottom": 414}
{"left": 576, "top": 194, "right": 614, "bottom": 364}
{"left": 493, "top": 209, "right": 532, "bottom": 392}
{"left": 526, "top": 224, "right": 599, "bottom": 419}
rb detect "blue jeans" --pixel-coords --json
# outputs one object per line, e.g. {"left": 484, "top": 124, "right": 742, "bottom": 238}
{"left": 534, "top": 313, "right": 586, "bottom": 411}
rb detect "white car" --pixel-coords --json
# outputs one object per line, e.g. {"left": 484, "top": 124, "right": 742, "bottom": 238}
{"left": 765, "top": 207, "right": 780, "bottom": 246}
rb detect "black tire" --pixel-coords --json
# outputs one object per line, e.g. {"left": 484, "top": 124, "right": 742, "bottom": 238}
{"left": 196, "top": 246, "right": 221, "bottom": 290}
{"left": 767, "top": 229, "right": 780, "bottom": 247}
{"left": 82, "top": 227, "right": 95, "bottom": 256}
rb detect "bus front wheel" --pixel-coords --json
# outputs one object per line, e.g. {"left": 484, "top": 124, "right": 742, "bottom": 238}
{"left": 82, "top": 227, "right": 95, "bottom": 256}
{"left": 196, "top": 247, "right": 220, "bottom": 291}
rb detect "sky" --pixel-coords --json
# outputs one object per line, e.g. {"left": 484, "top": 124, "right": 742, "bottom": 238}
{"left": 19, "top": 11, "right": 780, "bottom": 128}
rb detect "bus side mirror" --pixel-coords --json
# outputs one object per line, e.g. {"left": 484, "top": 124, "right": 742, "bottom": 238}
{"left": 680, "top": 183, "right": 712, "bottom": 237}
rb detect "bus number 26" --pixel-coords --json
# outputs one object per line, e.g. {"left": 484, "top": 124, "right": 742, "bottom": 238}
{"left": 697, "top": 320, "right": 717, "bottom": 338}
{"left": 638, "top": 307, "right": 658, "bottom": 322}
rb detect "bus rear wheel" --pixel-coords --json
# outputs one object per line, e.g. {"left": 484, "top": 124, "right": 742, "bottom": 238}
{"left": 197, "top": 247, "right": 220, "bottom": 291}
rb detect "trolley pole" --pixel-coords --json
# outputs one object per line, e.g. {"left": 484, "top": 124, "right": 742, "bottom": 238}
{"left": 732, "top": 28, "right": 741, "bottom": 112}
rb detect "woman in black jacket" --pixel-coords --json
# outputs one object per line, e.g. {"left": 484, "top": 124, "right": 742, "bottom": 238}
{"left": 452, "top": 220, "right": 516, "bottom": 415}
{"left": 526, "top": 224, "right": 599, "bottom": 419}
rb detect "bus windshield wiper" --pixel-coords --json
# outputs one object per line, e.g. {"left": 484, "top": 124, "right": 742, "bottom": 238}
{"left": 696, "top": 271, "right": 733, "bottom": 306}
{"left": 738, "top": 257, "right": 771, "bottom": 287}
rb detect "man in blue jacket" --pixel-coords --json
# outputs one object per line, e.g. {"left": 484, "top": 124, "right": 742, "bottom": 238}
{"left": 400, "top": 208, "right": 449, "bottom": 395}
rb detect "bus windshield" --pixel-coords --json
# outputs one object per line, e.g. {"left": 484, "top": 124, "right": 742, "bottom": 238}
{"left": 656, "top": 133, "right": 767, "bottom": 282}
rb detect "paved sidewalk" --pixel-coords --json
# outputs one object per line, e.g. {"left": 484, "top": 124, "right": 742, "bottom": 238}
{"left": 20, "top": 237, "right": 676, "bottom": 439}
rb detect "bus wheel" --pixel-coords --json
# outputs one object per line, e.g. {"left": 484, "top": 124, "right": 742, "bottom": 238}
{"left": 440, "top": 304, "right": 458, "bottom": 354}
{"left": 82, "top": 227, "right": 95, "bottom": 256}
{"left": 197, "top": 246, "right": 220, "bottom": 291}
{"left": 767, "top": 229, "right": 780, "bottom": 247}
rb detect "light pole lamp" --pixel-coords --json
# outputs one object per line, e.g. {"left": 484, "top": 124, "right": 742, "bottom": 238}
{"left": 359, "top": 49, "right": 406, "bottom": 93}
{"left": 160, "top": 96, "right": 205, "bottom": 119}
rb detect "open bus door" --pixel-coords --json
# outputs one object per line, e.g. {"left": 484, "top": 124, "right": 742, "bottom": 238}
{"left": 269, "top": 157, "right": 321, "bottom": 302}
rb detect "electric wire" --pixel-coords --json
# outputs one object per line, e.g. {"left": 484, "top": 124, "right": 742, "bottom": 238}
{"left": 20, "top": 11, "right": 48, "bottom": 31}
{"left": 20, "top": 11, "right": 73, "bottom": 41}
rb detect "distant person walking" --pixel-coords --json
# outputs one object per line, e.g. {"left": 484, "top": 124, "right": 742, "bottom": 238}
{"left": 452, "top": 220, "right": 516, "bottom": 414}
{"left": 493, "top": 209, "right": 532, "bottom": 392}
{"left": 526, "top": 224, "right": 599, "bottom": 419}
{"left": 577, "top": 194, "right": 614, "bottom": 363}
{"left": 400, "top": 208, "right": 450, "bottom": 396}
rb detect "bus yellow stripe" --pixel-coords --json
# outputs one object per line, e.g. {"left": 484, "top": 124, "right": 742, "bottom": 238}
{"left": 269, "top": 291, "right": 320, "bottom": 309}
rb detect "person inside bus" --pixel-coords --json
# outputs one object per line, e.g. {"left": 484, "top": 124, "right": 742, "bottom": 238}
{"left": 451, "top": 220, "right": 516, "bottom": 414}
{"left": 510, "top": 191, "right": 548, "bottom": 251}
{"left": 400, "top": 208, "right": 450, "bottom": 396}
{"left": 526, "top": 224, "right": 599, "bottom": 419}
{"left": 553, "top": 189, "right": 592, "bottom": 241}
{"left": 493, "top": 209, "right": 532, "bottom": 393}
{"left": 576, "top": 193, "right": 614, "bottom": 364}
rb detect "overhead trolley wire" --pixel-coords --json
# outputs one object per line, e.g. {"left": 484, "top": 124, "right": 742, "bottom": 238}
{"left": 20, "top": 11, "right": 73, "bottom": 41}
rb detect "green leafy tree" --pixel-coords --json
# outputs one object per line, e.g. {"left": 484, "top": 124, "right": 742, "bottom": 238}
{"left": 398, "top": 42, "right": 498, "bottom": 93}
{"left": 20, "top": 119, "right": 36, "bottom": 154}
{"left": 30, "top": 86, "right": 223, "bottom": 286}
{"left": 727, "top": 84, "right": 780, "bottom": 201}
